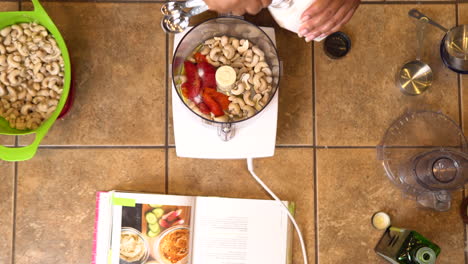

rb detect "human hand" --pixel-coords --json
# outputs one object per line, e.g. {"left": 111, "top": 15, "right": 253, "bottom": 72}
{"left": 203, "top": 0, "right": 272, "bottom": 15}
{"left": 298, "top": 0, "right": 360, "bottom": 42}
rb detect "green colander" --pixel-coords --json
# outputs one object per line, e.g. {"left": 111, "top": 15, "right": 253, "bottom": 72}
{"left": 0, "top": 0, "right": 71, "bottom": 161}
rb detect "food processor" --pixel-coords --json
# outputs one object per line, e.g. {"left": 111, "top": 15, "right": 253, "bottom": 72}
{"left": 171, "top": 17, "right": 280, "bottom": 159}
{"left": 377, "top": 111, "right": 468, "bottom": 211}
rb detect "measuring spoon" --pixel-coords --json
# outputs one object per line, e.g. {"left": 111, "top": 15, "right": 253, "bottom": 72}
{"left": 161, "top": 4, "right": 209, "bottom": 34}
{"left": 397, "top": 16, "right": 433, "bottom": 95}
{"left": 161, "top": 0, "right": 206, "bottom": 16}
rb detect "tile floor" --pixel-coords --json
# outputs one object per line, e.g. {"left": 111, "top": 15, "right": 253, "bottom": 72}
{"left": 0, "top": 1, "right": 467, "bottom": 264}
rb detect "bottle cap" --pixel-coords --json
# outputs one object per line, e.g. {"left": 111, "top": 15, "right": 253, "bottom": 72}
{"left": 415, "top": 247, "right": 436, "bottom": 264}
{"left": 324, "top": 32, "right": 351, "bottom": 59}
{"left": 371, "top": 212, "right": 391, "bottom": 230}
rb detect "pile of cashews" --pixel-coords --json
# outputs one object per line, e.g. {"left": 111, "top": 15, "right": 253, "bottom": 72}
{"left": 0, "top": 22, "right": 65, "bottom": 130}
{"left": 186, "top": 35, "right": 273, "bottom": 122}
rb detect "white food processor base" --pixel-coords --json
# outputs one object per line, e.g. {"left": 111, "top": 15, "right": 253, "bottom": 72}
{"left": 172, "top": 27, "right": 279, "bottom": 159}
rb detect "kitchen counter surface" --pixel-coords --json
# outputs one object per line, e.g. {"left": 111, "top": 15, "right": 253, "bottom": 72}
{"left": 0, "top": 1, "right": 467, "bottom": 263}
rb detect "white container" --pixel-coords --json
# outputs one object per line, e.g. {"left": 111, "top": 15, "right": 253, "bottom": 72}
{"left": 269, "top": 0, "right": 326, "bottom": 41}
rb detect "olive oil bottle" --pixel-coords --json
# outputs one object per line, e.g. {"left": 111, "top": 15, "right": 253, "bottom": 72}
{"left": 375, "top": 227, "right": 441, "bottom": 264}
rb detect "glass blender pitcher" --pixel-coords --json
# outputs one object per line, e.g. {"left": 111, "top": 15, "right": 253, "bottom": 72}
{"left": 377, "top": 111, "right": 468, "bottom": 211}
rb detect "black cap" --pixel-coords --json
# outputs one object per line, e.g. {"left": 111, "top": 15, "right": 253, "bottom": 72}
{"left": 324, "top": 32, "right": 351, "bottom": 59}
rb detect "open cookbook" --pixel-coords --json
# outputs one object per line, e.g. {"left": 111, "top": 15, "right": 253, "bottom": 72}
{"left": 93, "top": 191, "right": 294, "bottom": 264}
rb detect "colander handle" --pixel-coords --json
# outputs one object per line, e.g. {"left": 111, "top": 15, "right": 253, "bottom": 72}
{"left": 31, "top": 0, "right": 47, "bottom": 16}
{"left": 0, "top": 128, "right": 47, "bottom": 161}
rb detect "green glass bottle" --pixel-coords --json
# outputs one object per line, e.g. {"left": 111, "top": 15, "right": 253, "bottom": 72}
{"left": 375, "top": 227, "right": 441, "bottom": 264}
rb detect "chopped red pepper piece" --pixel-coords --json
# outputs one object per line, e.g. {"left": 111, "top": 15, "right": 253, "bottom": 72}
{"left": 202, "top": 92, "right": 224, "bottom": 117}
{"left": 194, "top": 52, "right": 207, "bottom": 64}
{"left": 197, "top": 102, "right": 210, "bottom": 115}
{"left": 204, "top": 88, "right": 230, "bottom": 111}
{"left": 182, "top": 61, "right": 202, "bottom": 99}
{"left": 197, "top": 61, "right": 217, "bottom": 89}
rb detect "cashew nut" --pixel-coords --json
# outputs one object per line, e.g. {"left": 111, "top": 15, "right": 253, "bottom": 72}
{"left": 253, "top": 72, "right": 265, "bottom": 88}
{"left": 209, "top": 47, "right": 221, "bottom": 62}
{"left": 244, "top": 49, "right": 253, "bottom": 63}
{"left": 231, "top": 82, "right": 245, "bottom": 95}
{"left": 228, "top": 102, "right": 241, "bottom": 116}
{"left": 20, "top": 103, "right": 33, "bottom": 115}
{"left": 200, "top": 46, "right": 210, "bottom": 56}
{"left": 237, "top": 39, "right": 249, "bottom": 54}
{"left": 218, "top": 55, "right": 228, "bottom": 65}
{"left": 243, "top": 91, "right": 255, "bottom": 106}
{"left": 245, "top": 55, "right": 260, "bottom": 68}
{"left": 222, "top": 45, "right": 235, "bottom": 60}
{"left": 254, "top": 62, "right": 268, "bottom": 73}
{"left": 45, "top": 62, "right": 60, "bottom": 75}
{"left": 220, "top": 35, "right": 229, "bottom": 47}
{"left": 261, "top": 92, "right": 270, "bottom": 105}
{"left": 7, "top": 54, "right": 20, "bottom": 68}
{"left": 230, "top": 38, "right": 240, "bottom": 49}
{"left": 0, "top": 27, "right": 11, "bottom": 37}
{"left": 252, "top": 46, "right": 265, "bottom": 57}
{"left": 229, "top": 96, "right": 246, "bottom": 107}
{"left": 266, "top": 76, "right": 273, "bottom": 84}
{"left": 261, "top": 67, "right": 272, "bottom": 76}
{"left": 7, "top": 69, "right": 20, "bottom": 86}
{"left": 6, "top": 86, "right": 17, "bottom": 102}
{"left": 241, "top": 105, "right": 255, "bottom": 118}
{"left": 214, "top": 115, "right": 229, "bottom": 122}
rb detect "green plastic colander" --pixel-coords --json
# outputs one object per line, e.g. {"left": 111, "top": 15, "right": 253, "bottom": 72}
{"left": 0, "top": 0, "right": 71, "bottom": 161}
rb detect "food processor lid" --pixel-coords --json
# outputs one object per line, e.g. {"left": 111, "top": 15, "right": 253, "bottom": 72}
{"left": 377, "top": 111, "right": 468, "bottom": 194}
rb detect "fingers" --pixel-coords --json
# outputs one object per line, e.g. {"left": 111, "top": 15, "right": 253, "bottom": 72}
{"left": 245, "top": 2, "right": 264, "bottom": 15}
{"left": 300, "top": 0, "right": 331, "bottom": 21}
{"left": 261, "top": 0, "right": 272, "bottom": 8}
{"left": 300, "top": 0, "right": 359, "bottom": 42}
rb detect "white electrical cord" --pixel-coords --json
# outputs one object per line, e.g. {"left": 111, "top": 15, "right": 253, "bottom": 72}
{"left": 247, "top": 158, "right": 308, "bottom": 264}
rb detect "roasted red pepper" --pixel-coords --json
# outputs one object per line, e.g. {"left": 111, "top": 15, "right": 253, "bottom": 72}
{"left": 204, "top": 87, "right": 230, "bottom": 111}
{"left": 194, "top": 52, "right": 207, "bottom": 64}
{"left": 182, "top": 61, "right": 202, "bottom": 99}
{"left": 197, "top": 102, "right": 210, "bottom": 115}
{"left": 202, "top": 92, "right": 224, "bottom": 117}
{"left": 197, "top": 61, "right": 217, "bottom": 89}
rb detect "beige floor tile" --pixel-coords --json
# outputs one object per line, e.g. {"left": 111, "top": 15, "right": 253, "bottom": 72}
{"left": 317, "top": 148, "right": 465, "bottom": 264}
{"left": 168, "top": 10, "right": 313, "bottom": 146}
{"left": 0, "top": 3, "right": 22, "bottom": 148}
{"left": 168, "top": 148, "right": 315, "bottom": 263}
{"left": 14, "top": 148, "right": 165, "bottom": 264}
{"left": 0, "top": 160, "right": 14, "bottom": 264}
{"left": 315, "top": 4, "right": 459, "bottom": 146}
{"left": 19, "top": 2, "right": 166, "bottom": 146}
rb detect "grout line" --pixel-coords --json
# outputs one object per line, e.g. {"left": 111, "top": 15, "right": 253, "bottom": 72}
{"left": 19, "top": 0, "right": 169, "bottom": 3}
{"left": 27, "top": 145, "right": 167, "bottom": 149}
{"left": 311, "top": 43, "right": 319, "bottom": 264}
{"left": 456, "top": 4, "right": 467, "bottom": 264}
{"left": 363, "top": 1, "right": 457, "bottom": 4}
{"left": 165, "top": 32, "right": 169, "bottom": 195}
{"left": 10, "top": 161, "right": 18, "bottom": 264}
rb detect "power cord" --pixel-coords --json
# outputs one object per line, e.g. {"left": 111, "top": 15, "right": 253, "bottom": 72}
{"left": 246, "top": 158, "right": 308, "bottom": 264}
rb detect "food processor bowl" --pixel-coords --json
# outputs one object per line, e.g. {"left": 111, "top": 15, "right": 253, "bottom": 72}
{"left": 377, "top": 111, "right": 468, "bottom": 211}
{"left": 172, "top": 16, "right": 280, "bottom": 141}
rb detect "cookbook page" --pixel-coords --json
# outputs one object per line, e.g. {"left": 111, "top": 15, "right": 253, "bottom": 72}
{"left": 192, "top": 197, "right": 289, "bottom": 264}
{"left": 111, "top": 192, "right": 195, "bottom": 264}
